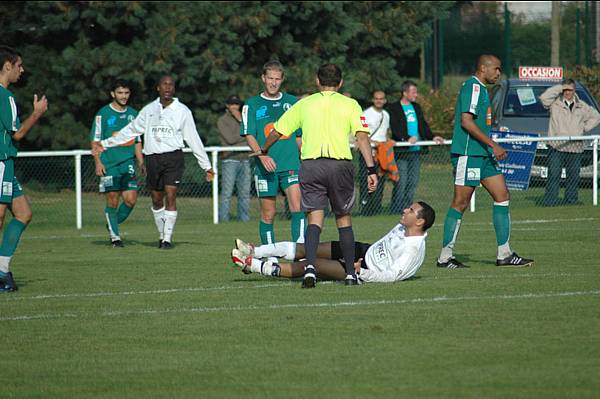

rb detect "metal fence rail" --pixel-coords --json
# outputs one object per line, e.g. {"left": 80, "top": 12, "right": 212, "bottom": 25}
{"left": 15, "top": 135, "right": 600, "bottom": 230}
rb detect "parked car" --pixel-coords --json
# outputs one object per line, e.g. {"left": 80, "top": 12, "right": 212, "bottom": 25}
{"left": 489, "top": 77, "right": 600, "bottom": 183}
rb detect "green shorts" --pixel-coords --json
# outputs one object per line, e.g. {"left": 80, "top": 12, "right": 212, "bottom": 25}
{"left": 0, "top": 158, "right": 24, "bottom": 204}
{"left": 99, "top": 159, "right": 138, "bottom": 193}
{"left": 254, "top": 169, "right": 299, "bottom": 197}
{"left": 451, "top": 154, "right": 501, "bottom": 187}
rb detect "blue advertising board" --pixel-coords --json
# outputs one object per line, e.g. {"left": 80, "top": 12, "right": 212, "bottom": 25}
{"left": 490, "top": 131, "right": 539, "bottom": 190}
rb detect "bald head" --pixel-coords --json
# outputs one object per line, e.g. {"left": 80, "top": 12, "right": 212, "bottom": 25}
{"left": 475, "top": 55, "right": 502, "bottom": 85}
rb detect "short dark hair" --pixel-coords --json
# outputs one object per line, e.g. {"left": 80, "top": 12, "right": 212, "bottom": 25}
{"left": 416, "top": 201, "right": 436, "bottom": 231}
{"left": 0, "top": 45, "right": 21, "bottom": 68}
{"left": 111, "top": 79, "right": 131, "bottom": 92}
{"left": 562, "top": 78, "right": 576, "bottom": 87}
{"left": 401, "top": 80, "right": 417, "bottom": 96}
{"left": 317, "top": 63, "right": 342, "bottom": 87}
{"left": 157, "top": 75, "right": 175, "bottom": 87}
{"left": 262, "top": 60, "right": 284, "bottom": 77}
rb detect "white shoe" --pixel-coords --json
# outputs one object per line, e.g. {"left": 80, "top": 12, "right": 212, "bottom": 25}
{"left": 235, "top": 238, "right": 255, "bottom": 257}
{"left": 231, "top": 248, "right": 252, "bottom": 274}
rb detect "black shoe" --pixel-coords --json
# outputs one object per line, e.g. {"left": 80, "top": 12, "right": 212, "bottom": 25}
{"left": 158, "top": 240, "right": 164, "bottom": 248}
{"left": 0, "top": 271, "right": 18, "bottom": 292}
{"left": 496, "top": 252, "right": 534, "bottom": 267}
{"left": 111, "top": 240, "right": 124, "bottom": 248}
{"left": 344, "top": 275, "right": 359, "bottom": 286}
{"left": 302, "top": 267, "right": 316, "bottom": 289}
{"left": 162, "top": 241, "right": 173, "bottom": 250}
{"left": 437, "top": 257, "right": 469, "bottom": 269}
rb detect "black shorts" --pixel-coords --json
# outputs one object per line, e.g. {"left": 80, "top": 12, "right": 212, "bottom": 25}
{"left": 330, "top": 241, "right": 371, "bottom": 269}
{"left": 299, "top": 158, "right": 356, "bottom": 215}
{"left": 145, "top": 150, "right": 184, "bottom": 191}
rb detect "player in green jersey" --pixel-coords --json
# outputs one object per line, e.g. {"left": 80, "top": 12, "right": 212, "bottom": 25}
{"left": 437, "top": 55, "right": 533, "bottom": 269}
{"left": 90, "top": 79, "right": 144, "bottom": 247}
{"left": 241, "top": 60, "right": 305, "bottom": 245}
{"left": 0, "top": 45, "right": 48, "bottom": 292}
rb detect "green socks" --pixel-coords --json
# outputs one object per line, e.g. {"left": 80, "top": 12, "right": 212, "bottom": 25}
{"left": 259, "top": 221, "right": 274, "bottom": 245}
{"left": 117, "top": 203, "right": 134, "bottom": 224}
{"left": 291, "top": 212, "right": 306, "bottom": 243}
{"left": 0, "top": 219, "right": 27, "bottom": 257}
{"left": 439, "top": 207, "right": 463, "bottom": 261}
{"left": 105, "top": 207, "right": 119, "bottom": 239}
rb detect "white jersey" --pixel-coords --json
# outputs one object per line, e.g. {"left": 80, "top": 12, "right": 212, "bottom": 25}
{"left": 362, "top": 106, "right": 390, "bottom": 143}
{"left": 359, "top": 224, "right": 427, "bottom": 283}
{"left": 101, "top": 97, "right": 212, "bottom": 170}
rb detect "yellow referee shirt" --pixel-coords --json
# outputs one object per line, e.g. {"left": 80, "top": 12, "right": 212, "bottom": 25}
{"left": 274, "top": 91, "right": 369, "bottom": 160}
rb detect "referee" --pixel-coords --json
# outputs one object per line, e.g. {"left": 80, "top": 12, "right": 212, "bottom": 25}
{"left": 93, "top": 75, "right": 215, "bottom": 249}
{"left": 253, "top": 64, "right": 378, "bottom": 287}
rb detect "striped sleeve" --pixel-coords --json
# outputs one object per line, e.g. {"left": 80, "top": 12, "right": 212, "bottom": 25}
{"left": 0, "top": 94, "right": 21, "bottom": 133}
{"left": 90, "top": 114, "right": 102, "bottom": 141}
{"left": 460, "top": 81, "right": 481, "bottom": 116}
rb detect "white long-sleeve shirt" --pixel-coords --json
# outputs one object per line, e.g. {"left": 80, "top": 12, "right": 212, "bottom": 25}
{"left": 362, "top": 106, "right": 390, "bottom": 143}
{"left": 100, "top": 98, "right": 212, "bottom": 170}
{"left": 359, "top": 224, "right": 427, "bottom": 283}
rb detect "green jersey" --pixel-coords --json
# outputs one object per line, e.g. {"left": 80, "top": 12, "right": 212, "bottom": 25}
{"left": 0, "top": 85, "right": 20, "bottom": 161}
{"left": 450, "top": 76, "right": 493, "bottom": 156}
{"left": 241, "top": 93, "right": 301, "bottom": 173}
{"left": 90, "top": 104, "right": 139, "bottom": 169}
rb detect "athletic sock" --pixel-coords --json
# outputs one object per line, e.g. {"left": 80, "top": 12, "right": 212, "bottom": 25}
{"left": 493, "top": 201, "right": 512, "bottom": 259}
{"left": 0, "top": 219, "right": 27, "bottom": 273}
{"left": 304, "top": 224, "right": 322, "bottom": 267}
{"left": 259, "top": 221, "right": 275, "bottom": 245}
{"left": 255, "top": 242, "right": 296, "bottom": 260}
{"left": 249, "top": 258, "right": 281, "bottom": 277}
{"left": 291, "top": 212, "right": 306, "bottom": 243}
{"left": 439, "top": 207, "right": 463, "bottom": 262}
{"left": 163, "top": 210, "right": 178, "bottom": 243}
{"left": 338, "top": 226, "right": 356, "bottom": 277}
{"left": 151, "top": 206, "right": 165, "bottom": 241}
{"left": 105, "top": 207, "right": 120, "bottom": 240}
{"left": 117, "top": 202, "right": 134, "bottom": 224}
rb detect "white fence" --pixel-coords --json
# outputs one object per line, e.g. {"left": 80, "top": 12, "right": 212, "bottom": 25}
{"left": 16, "top": 135, "right": 600, "bottom": 229}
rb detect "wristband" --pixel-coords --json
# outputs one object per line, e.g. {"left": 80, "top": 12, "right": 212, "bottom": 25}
{"left": 367, "top": 165, "right": 377, "bottom": 175}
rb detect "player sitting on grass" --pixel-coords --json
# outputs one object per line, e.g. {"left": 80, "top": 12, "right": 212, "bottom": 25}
{"left": 231, "top": 201, "right": 435, "bottom": 284}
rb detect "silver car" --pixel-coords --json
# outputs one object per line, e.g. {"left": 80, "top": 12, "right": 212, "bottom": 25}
{"left": 490, "top": 78, "right": 600, "bottom": 182}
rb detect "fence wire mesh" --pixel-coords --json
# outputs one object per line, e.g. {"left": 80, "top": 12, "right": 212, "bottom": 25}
{"left": 13, "top": 136, "right": 598, "bottom": 230}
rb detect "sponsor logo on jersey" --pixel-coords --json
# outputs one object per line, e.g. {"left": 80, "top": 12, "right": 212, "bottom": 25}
{"left": 127, "top": 115, "right": 135, "bottom": 122}
{"left": 273, "top": 102, "right": 281, "bottom": 108}
{"left": 151, "top": 125, "right": 175, "bottom": 139}
{"left": 107, "top": 116, "right": 117, "bottom": 127}
{"left": 360, "top": 116, "right": 369, "bottom": 128}
{"left": 256, "top": 105, "right": 268, "bottom": 120}
{"left": 374, "top": 242, "right": 387, "bottom": 262}
{"left": 283, "top": 103, "right": 291, "bottom": 111}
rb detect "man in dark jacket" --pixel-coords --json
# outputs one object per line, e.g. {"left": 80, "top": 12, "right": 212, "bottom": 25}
{"left": 387, "top": 80, "right": 444, "bottom": 213}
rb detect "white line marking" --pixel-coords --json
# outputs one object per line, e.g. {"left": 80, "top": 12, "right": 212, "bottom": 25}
{"left": 2, "top": 289, "right": 599, "bottom": 322}
{"left": 1, "top": 273, "right": 597, "bottom": 302}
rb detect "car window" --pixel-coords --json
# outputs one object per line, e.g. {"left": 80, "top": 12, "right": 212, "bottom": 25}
{"left": 503, "top": 85, "right": 596, "bottom": 117}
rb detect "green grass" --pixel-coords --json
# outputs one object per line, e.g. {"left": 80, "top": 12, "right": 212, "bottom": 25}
{"left": 1, "top": 185, "right": 600, "bottom": 398}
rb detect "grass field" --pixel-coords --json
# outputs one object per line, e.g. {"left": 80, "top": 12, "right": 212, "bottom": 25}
{"left": 1, "top": 187, "right": 599, "bottom": 398}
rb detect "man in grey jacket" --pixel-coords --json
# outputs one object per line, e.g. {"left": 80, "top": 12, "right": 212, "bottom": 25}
{"left": 218, "top": 95, "right": 251, "bottom": 222}
{"left": 540, "top": 79, "right": 600, "bottom": 206}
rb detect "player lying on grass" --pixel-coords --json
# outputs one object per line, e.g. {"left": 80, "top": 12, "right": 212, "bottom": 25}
{"left": 231, "top": 201, "right": 435, "bottom": 283}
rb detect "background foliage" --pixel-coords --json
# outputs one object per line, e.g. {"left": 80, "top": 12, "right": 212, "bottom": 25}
{"left": 1, "top": 1, "right": 452, "bottom": 149}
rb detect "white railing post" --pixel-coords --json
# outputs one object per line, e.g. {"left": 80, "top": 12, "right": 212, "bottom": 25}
{"left": 212, "top": 150, "right": 219, "bottom": 225}
{"left": 75, "top": 152, "right": 83, "bottom": 229}
{"left": 594, "top": 138, "right": 598, "bottom": 206}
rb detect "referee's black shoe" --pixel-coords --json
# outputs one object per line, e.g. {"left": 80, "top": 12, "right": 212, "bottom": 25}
{"left": 496, "top": 252, "right": 534, "bottom": 267}
{"left": 344, "top": 274, "right": 359, "bottom": 286}
{"left": 436, "top": 257, "right": 469, "bottom": 269}
{"left": 302, "top": 266, "right": 316, "bottom": 288}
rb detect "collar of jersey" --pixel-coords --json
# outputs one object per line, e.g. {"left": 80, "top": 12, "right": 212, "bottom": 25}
{"left": 319, "top": 91, "right": 338, "bottom": 96}
{"left": 108, "top": 103, "right": 129, "bottom": 113}
{"left": 260, "top": 92, "right": 283, "bottom": 101}
{"left": 472, "top": 75, "right": 486, "bottom": 87}
{"left": 154, "top": 97, "right": 179, "bottom": 108}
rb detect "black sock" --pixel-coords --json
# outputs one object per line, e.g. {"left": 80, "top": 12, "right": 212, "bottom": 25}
{"left": 338, "top": 226, "right": 355, "bottom": 277}
{"left": 305, "top": 224, "right": 322, "bottom": 269}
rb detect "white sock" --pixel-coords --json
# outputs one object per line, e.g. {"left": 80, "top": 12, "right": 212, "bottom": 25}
{"left": 152, "top": 206, "right": 165, "bottom": 240}
{"left": 255, "top": 242, "right": 296, "bottom": 260}
{"left": 438, "top": 247, "right": 454, "bottom": 263}
{"left": 497, "top": 243, "right": 512, "bottom": 259}
{"left": 249, "top": 258, "right": 279, "bottom": 276}
{"left": 0, "top": 256, "right": 11, "bottom": 273}
{"left": 163, "top": 210, "right": 178, "bottom": 243}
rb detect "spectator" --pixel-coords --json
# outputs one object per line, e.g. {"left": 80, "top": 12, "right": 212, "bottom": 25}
{"left": 359, "top": 90, "right": 390, "bottom": 215}
{"left": 387, "top": 80, "right": 444, "bottom": 214}
{"left": 539, "top": 79, "right": 600, "bottom": 206}
{"left": 217, "top": 95, "right": 251, "bottom": 222}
